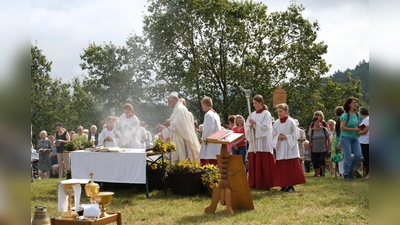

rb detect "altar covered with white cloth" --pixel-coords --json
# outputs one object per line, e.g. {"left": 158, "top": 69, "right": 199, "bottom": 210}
{"left": 71, "top": 149, "right": 146, "bottom": 184}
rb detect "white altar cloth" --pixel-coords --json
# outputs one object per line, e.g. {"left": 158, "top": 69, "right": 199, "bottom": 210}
{"left": 71, "top": 149, "right": 146, "bottom": 184}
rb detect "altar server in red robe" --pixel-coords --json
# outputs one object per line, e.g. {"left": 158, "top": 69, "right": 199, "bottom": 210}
{"left": 272, "top": 103, "right": 306, "bottom": 192}
{"left": 245, "top": 94, "right": 275, "bottom": 190}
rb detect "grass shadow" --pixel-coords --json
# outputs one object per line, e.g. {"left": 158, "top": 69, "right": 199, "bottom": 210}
{"left": 175, "top": 210, "right": 228, "bottom": 224}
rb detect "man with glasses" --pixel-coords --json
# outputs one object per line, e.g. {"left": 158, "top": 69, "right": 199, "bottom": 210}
{"left": 72, "top": 126, "right": 88, "bottom": 142}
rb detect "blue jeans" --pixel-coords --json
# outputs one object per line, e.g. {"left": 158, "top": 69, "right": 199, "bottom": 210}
{"left": 340, "top": 136, "right": 362, "bottom": 176}
{"left": 232, "top": 146, "right": 247, "bottom": 168}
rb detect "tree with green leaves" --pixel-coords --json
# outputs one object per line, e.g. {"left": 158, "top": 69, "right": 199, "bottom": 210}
{"left": 141, "top": 0, "right": 330, "bottom": 123}
{"left": 31, "top": 44, "right": 59, "bottom": 143}
{"left": 80, "top": 41, "right": 172, "bottom": 129}
{"left": 32, "top": 44, "right": 105, "bottom": 143}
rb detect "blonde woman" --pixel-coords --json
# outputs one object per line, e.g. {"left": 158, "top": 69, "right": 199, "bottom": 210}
{"left": 231, "top": 115, "right": 247, "bottom": 168}
{"left": 308, "top": 110, "right": 328, "bottom": 137}
{"left": 272, "top": 103, "right": 306, "bottom": 192}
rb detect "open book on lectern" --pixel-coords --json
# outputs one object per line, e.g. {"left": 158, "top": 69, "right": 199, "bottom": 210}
{"left": 206, "top": 130, "right": 243, "bottom": 144}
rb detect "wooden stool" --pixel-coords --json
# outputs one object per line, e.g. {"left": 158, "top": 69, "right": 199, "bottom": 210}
{"left": 51, "top": 212, "right": 122, "bottom": 225}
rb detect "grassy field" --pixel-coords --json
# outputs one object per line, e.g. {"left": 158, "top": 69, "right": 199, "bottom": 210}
{"left": 31, "top": 173, "right": 368, "bottom": 224}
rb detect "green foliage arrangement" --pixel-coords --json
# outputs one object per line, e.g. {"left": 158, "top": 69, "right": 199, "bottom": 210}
{"left": 65, "top": 140, "right": 92, "bottom": 151}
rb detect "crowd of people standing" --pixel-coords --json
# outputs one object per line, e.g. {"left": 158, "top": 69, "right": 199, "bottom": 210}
{"left": 32, "top": 94, "right": 369, "bottom": 191}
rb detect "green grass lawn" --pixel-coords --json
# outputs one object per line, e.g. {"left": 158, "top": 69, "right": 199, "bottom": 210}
{"left": 31, "top": 173, "right": 368, "bottom": 224}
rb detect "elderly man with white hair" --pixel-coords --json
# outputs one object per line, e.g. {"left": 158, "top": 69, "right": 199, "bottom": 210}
{"left": 87, "top": 125, "right": 99, "bottom": 146}
{"left": 165, "top": 93, "right": 200, "bottom": 162}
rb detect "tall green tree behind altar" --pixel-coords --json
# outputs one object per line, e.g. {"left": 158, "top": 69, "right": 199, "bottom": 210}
{"left": 31, "top": 1, "right": 367, "bottom": 143}
{"left": 31, "top": 45, "right": 103, "bottom": 144}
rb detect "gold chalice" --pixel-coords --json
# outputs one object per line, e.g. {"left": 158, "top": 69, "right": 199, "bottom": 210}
{"left": 60, "top": 184, "right": 79, "bottom": 220}
{"left": 94, "top": 192, "right": 114, "bottom": 218}
{"left": 85, "top": 172, "right": 100, "bottom": 203}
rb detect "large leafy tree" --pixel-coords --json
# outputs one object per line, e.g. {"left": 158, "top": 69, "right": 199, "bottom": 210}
{"left": 31, "top": 45, "right": 104, "bottom": 143}
{"left": 31, "top": 45, "right": 74, "bottom": 142}
{"left": 142, "top": 0, "right": 330, "bottom": 123}
{"left": 78, "top": 0, "right": 366, "bottom": 131}
{"left": 31, "top": 44, "right": 59, "bottom": 143}
{"left": 285, "top": 72, "right": 363, "bottom": 131}
{"left": 80, "top": 40, "right": 172, "bottom": 128}
{"left": 66, "top": 77, "right": 103, "bottom": 130}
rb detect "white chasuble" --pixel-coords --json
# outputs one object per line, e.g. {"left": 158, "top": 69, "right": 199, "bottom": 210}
{"left": 115, "top": 113, "right": 141, "bottom": 148}
{"left": 170, "top": 102, "right": 200, "bottom": 162}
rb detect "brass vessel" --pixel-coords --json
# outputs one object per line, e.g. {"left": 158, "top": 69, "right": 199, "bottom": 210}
{"left": 85, "top": 172, "right": 100, "bottom": 203}
{"left": 60, "top": 184, "right": 79, "bottom": 220}
{"left": 94, "top": 192, "right": 114, "bottom": 218}
{"left": 32, "top": 206, "right": 51, "bottom": 225}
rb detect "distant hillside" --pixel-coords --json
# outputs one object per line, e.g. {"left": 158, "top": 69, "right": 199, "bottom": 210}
{"left": 329, "top": 60, "right": 369, "bottom": 103}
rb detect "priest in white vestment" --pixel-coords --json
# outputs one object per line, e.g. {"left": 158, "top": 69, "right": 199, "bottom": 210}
{"left": 199, "top": 96, "right": 222, "bottom": 166}
{"left": 245, "top": 94, "right": 275, "bottom": 190}
{"left": 166, "top": 94, "right": 200, "bottom": 162}
{"left": 114, "top": 103, "right": 141, "bottom": 148}
{"left": 272, "top": 103, "right": 306, "bottom": 192}
{"left": 98, "top": 116, "right": 118, "bottom": 147}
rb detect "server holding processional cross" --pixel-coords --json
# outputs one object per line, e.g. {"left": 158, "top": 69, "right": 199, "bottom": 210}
{"left": 245, "top": 94, "right": 276, "bottom": 190}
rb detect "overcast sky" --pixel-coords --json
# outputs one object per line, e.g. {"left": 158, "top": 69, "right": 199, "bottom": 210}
{"left": 31, "top": 0, "right": 369, "bottom": 82}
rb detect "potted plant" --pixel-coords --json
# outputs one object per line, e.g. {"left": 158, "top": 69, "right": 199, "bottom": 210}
{"left": 166, "top": 159, "right": 204, "bottom": 195}
{"left": 201, "top": 164, "right": 220, "bottom": 195}
{"left": 137, "top": 158, "right": 168, "bottom": 191}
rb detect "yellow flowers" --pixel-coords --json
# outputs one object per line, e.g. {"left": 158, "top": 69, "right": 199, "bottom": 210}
{"left": 152, "top": 138, "right": 177, "bottom": 154}
{"left": 167, "top": 159, "right": 203, "bottom": 174}
{"left": 201, "top": 164, "right": 220, "bottom": 191}
{"left": 147, "top": 158, "right": 168, "bottom": 171}
{"left": 167, "top": 160, "right": 220, "bottom": 191}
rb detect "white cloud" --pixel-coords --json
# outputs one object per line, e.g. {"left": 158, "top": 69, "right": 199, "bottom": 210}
{"left": 31, "top": 0, "right": 146, "bottom": 81}
{"left": 263, "top": 0, "right": 369, "bottom": 74}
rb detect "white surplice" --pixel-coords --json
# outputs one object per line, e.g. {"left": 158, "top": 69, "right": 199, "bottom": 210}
{"left": 245, "top": 110, "right": 274, "bottom": 153}
{"left": 97, "top": 127, "right": 117, "bottom": 147}
{"left": 161, "top": 126, "right": 170, "bottom": 140}
{"left": 200, "top": 109, "right": 222, "bottom": 159}
{"left": 138, "top": 127, "right": 147, "bottom": 149}
{"left": 272, "top": 117, "right": 300, "bottom": 160}
{"left": 170, "top": 102, "right": 200, "bottom": 162}
{"left": 114, "top": 113, "right": 141, "bottom": 148}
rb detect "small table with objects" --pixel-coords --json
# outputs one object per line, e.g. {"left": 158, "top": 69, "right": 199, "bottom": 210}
{"left": 51, "top": 212, "right": 122, "bottom": 225}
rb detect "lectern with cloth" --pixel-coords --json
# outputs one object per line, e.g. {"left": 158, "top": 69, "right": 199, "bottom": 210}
{"left": 204, "top": 130, "right": 254, "bottom": 216}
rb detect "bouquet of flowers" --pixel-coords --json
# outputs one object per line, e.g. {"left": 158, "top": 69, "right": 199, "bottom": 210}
{"left": 64, "top": 168, "right": 71, "bottom": 179}
{"left": 167, "top": 159, "right": 203, "bottom": 174}
{"left": 201, "top": 164, "right": 220, "bottom": 191}
{"left": 151, "top": 138, "right": 177, "bottom": 154}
